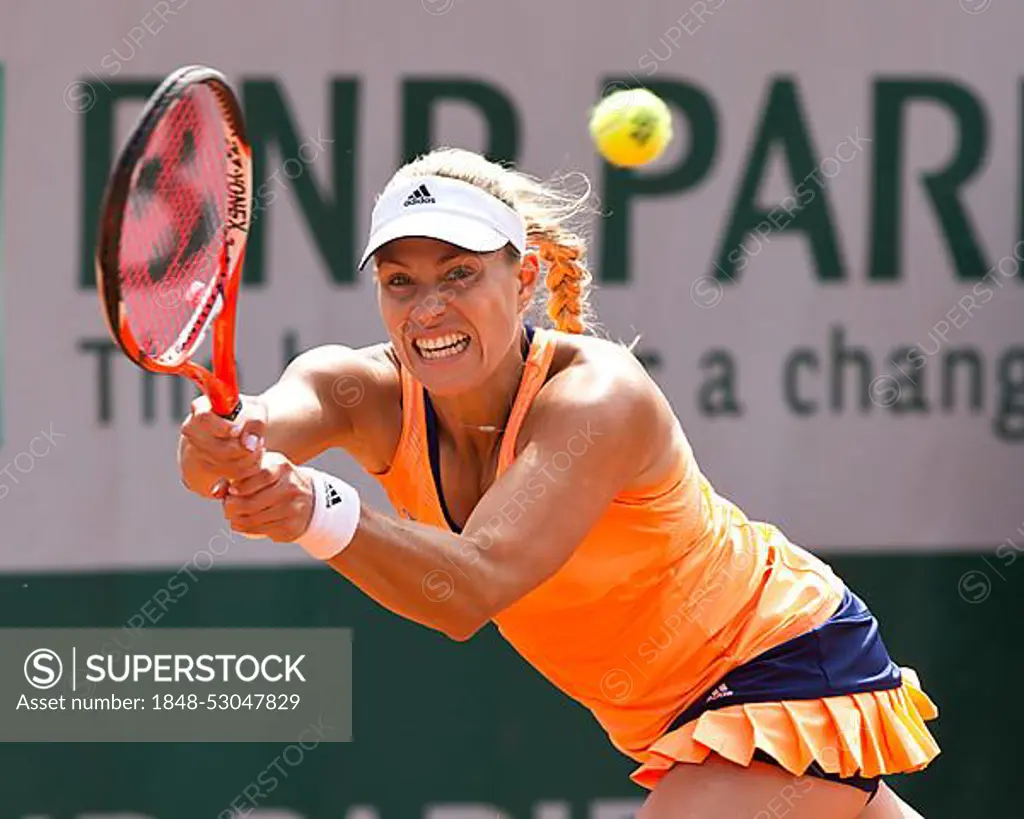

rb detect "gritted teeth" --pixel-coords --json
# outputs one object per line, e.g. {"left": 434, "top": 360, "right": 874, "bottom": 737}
{"left": 414, "top": 333, "right": 470, "bottom": 351}
{"left": 413, "top": 332, "right": 471, "bottom": 359}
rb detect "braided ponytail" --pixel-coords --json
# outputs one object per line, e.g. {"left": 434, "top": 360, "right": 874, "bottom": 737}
{"left": 388, "top": 147, "right": 597, "bottom": 334}
{"left": 535, "top": 239, "right": 591, "bottom": 334}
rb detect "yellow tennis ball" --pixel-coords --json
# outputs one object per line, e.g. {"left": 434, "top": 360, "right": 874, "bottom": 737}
{"left": 589, "top": 88, "right": 673, "bottom": 168}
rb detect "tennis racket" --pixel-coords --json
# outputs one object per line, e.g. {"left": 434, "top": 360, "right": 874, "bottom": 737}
{"left": 95, "top": 64, "right": 252, "bottom": 420}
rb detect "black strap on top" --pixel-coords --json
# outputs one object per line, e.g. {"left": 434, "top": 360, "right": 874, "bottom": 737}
{"left": 423, "top": 324, "right": 535, "bottom": 533}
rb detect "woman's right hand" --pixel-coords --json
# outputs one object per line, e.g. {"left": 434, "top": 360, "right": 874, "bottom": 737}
{"left": 178, "top": 396, "right": 269, "bottom": 499}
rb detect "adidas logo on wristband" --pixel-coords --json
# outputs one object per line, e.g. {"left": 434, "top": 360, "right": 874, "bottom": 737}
{"left": 295, "top": 468, "right": 362, "bottom": 561}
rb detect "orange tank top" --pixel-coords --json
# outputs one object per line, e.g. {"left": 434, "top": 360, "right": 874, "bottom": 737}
{"left": 374, "top": 328, "right": 845, "bottom": 762}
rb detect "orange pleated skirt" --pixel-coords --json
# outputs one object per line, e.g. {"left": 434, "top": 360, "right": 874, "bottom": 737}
{"left": 631, "top": 667, "right": 940, "bottom": 790}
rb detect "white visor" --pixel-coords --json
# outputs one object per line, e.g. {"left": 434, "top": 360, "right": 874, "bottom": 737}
{"left": 358, "top": 175, "right": 527, "bottom": 269}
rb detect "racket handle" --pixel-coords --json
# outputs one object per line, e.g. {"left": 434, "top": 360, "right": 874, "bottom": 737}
{"left": 219, "top": 398, "right": 243, "bottom": 422}
{"left": 207, "top": 382, "right": 242, "bottom": 420}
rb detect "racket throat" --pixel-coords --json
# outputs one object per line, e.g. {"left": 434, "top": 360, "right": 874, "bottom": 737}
{"left": 191, "top": 290, "right": 222, "bottom": 352}
{"left": 162, "top": 287, "right": 224, "bottom": 366}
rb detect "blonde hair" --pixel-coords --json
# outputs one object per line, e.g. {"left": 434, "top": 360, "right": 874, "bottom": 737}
{"left": 385, "top": 147, "right": 597, "bottom": 334}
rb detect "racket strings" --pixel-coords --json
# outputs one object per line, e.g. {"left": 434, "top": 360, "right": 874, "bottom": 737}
{"left": 117, "top": 86, "right": 230, "bottom": 359}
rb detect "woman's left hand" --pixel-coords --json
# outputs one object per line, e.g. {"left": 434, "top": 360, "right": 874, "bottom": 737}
{"left": 221, "top": 451, "right": 315, "bottom": 543}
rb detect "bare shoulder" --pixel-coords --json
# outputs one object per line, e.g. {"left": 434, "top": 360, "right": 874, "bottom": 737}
{"left": 280, "top": 341, "right": 403, "bottom": 473}
{"left": 522, "top": 332, "right": 683, "bottom": 491}
{"left": 281, "top": 341, "right": 400, "bottom": 404}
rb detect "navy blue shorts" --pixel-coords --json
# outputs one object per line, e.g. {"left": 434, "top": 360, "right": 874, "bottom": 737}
{"left": 665, "top": 588, "right": 900, "bottom": 797}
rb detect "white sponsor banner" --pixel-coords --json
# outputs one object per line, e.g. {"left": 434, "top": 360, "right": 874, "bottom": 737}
{"left": 0, "top": 0, "right": 1021, "bottom": 571}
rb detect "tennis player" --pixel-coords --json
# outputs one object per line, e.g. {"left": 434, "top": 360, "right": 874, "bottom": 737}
{"left": 178, "top": 148, "right": 939, "bottom": 818}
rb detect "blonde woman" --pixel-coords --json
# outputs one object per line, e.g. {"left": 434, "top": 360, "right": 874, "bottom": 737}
{"left": 179, "top": 148, "right": 938, "bottom": 818}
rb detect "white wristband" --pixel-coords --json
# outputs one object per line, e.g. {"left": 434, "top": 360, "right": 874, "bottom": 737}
{"left": 295, "top": 467, "right": 362, "bottom": 560}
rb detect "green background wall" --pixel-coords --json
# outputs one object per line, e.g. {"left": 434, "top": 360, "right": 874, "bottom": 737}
{"left": 0, "top": 553, "right": 1013, "bottom": 818}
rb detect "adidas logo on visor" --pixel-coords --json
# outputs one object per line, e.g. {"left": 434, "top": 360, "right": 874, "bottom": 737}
{"left": 403, "top": 184, "right": 436, "bottom": 206}
{"left": 325, "top": 483, "right": 343, "bottom": 508}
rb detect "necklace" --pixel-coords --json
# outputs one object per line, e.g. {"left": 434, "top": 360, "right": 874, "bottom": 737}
{"left": 458, "top": 330, "right": 530, "bottom": 433}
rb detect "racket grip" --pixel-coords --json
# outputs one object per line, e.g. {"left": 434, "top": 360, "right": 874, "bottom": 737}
{"left": 207, "top": 380, "right": 242, "bottom": 420}
{"left": 219, "top": 398, "right": 243, "bottom": 422}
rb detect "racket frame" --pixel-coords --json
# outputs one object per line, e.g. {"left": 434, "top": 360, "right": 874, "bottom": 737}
{"left": 95, "top": 65, "right": 252, "bottom": 420}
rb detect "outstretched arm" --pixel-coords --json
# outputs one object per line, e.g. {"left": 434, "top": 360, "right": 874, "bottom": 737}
{"left": 225, "top": 353, "right": 674, "bottom": 640}
{"left": 338, "top": 362, "right": 669, "bottom": 639}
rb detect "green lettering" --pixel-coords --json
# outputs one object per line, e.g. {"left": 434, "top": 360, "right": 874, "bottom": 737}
{"left": 598, "top": 78, "right": 717, "bottom": 284}
{"left": 870, "top": 80, "right": 989, "bottom": 281}
{"left": 830, "top": 325, "right": 872, "bottom": 413}
{"left": 697, "top": 349, "right": 742, "bottom": 416}
{"left": 243, "top": 79, "right": 359, "bottom": 285}
{"left": 80, "top": 80, "right": 159, "bottom": 289}
{"left": 887, "top": 346, "right": 928, "bottom": 414}
{"left": 172, "top": 373, "right": 191, "bottom": 422}
{"left": 995, "top": 347, "right": 1024, "bottom": 441}
{"left": 402, "top": 79, "right": 519, "bottom": 164}
{"left": 783, "top": 349, "right": 818, "bottom": 416}
{"left": 942, "top": 348, "right": 984, "bottom": 412}
{"left": 142, "top": 370, "right": 157, "bottom": 426}
{"left": 77, "top": 337, "right": 118, "bottom": 424}
{"left": 80, "top": 78, "right": 359, "bottom": 290}
{"left": 713, "top": 78, "right": 844, "bottom": 284}
{"left": 282, "top": 329, "right": 301, "bottom": 368}
{"left": 633, "top": 349, "right": 663, "bottom": 373}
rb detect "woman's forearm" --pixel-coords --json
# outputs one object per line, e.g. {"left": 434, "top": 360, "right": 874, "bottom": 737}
{"left": 328, "top": 506, "right": 498, "bottom": 641}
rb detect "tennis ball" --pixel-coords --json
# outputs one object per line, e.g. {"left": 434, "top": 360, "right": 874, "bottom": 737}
{"left": 589, "top": 88, "right": 673, "bottom": 168}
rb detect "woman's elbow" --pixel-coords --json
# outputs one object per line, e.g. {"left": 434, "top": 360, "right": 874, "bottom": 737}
{"left": 438, "top": 606, "right": 489, "bottom": 642}
{"left": 436, "top": 592, "right": 494, "bottom": 642}
{"left": 430, "top": 559, "right": 513, "bottom": 641}
{"left": 443, "top": 622, "right": 482, "bottom": 642}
